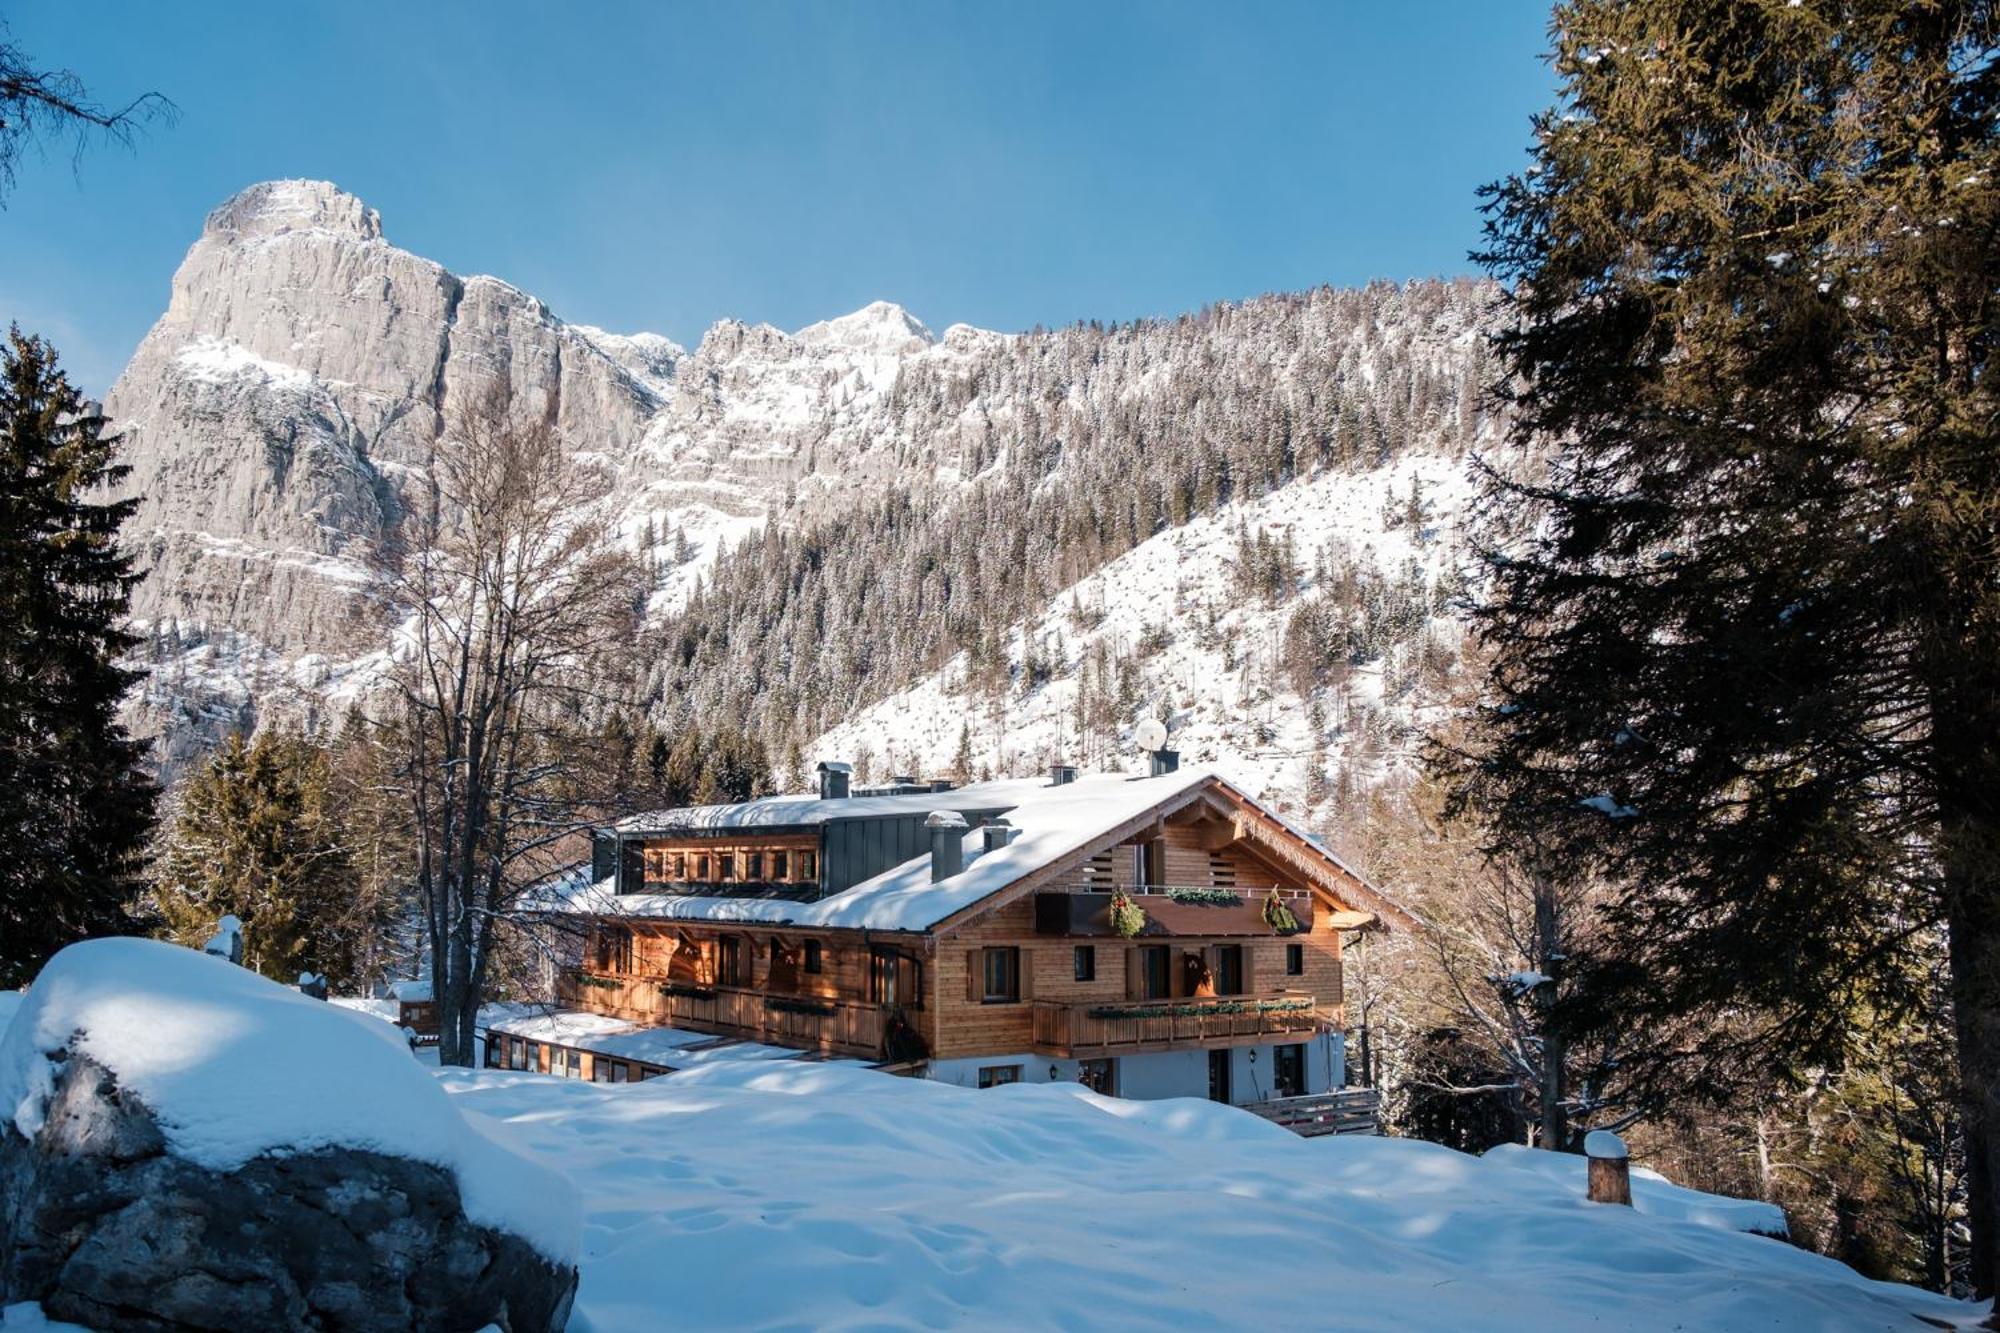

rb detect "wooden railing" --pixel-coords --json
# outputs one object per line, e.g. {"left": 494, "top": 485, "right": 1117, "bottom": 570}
{"left": 1035, "top": 885, "right": 1315, "bottom": 938}
{"left": 1031, "top": 991, "right": 1324, "bottom": 1056}
{"left": 1242, "top": 1088, "right": 1382, "bottom": 1138}
{"left": 561, "top": 969, "right": 891, "bottom": 1058}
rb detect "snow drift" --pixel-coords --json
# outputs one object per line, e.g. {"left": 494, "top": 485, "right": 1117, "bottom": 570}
{"left": 441, "top": 1060, "right": 1974, "bottom": 1332}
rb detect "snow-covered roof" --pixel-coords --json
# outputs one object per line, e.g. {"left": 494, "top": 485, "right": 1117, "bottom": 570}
{"left": 555, "top": 764, "right": 1397, "bottom": 933}
{"left": 489, "top": 1010, "right": 865, "bottom": 1072}
{"left": 611, "top": 778, "right": 1028, "bottom": 832}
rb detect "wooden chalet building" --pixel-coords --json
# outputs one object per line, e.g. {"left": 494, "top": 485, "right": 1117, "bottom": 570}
{"left": 522, "top": 757, "right": 1412, "bottom": 1105}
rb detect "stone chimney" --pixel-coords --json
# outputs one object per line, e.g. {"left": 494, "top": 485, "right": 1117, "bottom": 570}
{"left": 927, "top": 810, "right": 968, "bottom": 882}
{"left": 817, "top": 760, "right": 853, "bottom": 800}
{"left": 1049, "top": 763, "right": 1077, "bottom": 786}
{"left": 1149, "top": 750, "right": 1180, "bottom": 778}
{"left": 981, "top": 818, "right": 1017, "bottom": 853}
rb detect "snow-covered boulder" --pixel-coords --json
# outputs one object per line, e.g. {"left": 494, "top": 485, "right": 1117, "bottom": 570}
{"left": 0, "top": 939, "right": 578, "bottom": 1332}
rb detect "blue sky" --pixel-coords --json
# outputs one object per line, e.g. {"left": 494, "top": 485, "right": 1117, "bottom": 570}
{"left": 0, "top": 3, "right": 1555, "bottom": 394}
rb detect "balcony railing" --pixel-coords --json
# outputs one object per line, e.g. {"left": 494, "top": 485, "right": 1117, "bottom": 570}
{"left": 561, "top": 968, "right": 892, "bottom": 1058}
{"left": 1034, "top": 885, "right": 1314, "bottom": 938}
{"left": 1030, "top": 990, "right": 1325, "bottom": 1057}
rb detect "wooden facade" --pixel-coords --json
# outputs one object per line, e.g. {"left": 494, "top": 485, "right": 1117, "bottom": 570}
{"left": 557, "top": 773, "right": 1404, "bottom": 1094}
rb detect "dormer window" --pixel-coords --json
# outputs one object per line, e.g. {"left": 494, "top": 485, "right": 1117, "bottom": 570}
{"left": 771, "top": 850, "right": 789, "bottom": 879}
{"left": 746, "top": 851, "right": 764, "bottom": 880}
{"left": 717, "top": 853, "right": 735, "bottom": 881}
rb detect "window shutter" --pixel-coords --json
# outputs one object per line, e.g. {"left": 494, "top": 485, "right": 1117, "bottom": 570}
{"left": 1018, "top": 949, "right": 1034, "bottom": 1001}
{"left": 967, "top": 949, "right": 983, "bottom": 1002}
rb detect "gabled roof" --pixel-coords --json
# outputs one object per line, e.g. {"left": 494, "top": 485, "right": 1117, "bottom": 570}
{"left": 549, "top": 765, "right": 1412, "bottom": 934}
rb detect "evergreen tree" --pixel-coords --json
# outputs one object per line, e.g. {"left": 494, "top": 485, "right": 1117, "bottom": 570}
{"left": 155, "top": 728, "right": 384, "bottom": 989}
{"left": 0, "top": 331, "right": 156, "bottom": 986}
{"left": 1450, "top": 0, "right": 2000, "bottom": 1292}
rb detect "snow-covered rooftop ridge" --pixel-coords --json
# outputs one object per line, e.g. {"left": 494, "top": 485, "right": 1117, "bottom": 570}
{"left": 0, "top": 938, "right": 578, "bottom": 1264}
{"left": 204, "top": 179, "right": 382, "bottom": 243}
{"left": 580, "top": 766, "right": 1220, "bottom": 931}
{"left": 616, "top": 766, "right": 1203, "bottom": 833}
{"left": 794, "top": 300, "right": 936, "bottom": 353}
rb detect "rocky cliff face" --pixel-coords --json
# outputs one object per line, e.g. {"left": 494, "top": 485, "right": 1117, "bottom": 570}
{"left": 111, "top": 179, "right": 1499, "bottom": 810}
{"left": 108, "top": 181, "right": 994, "bottom": 772}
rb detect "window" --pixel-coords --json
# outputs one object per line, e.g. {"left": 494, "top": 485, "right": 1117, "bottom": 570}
{"left": 717, "top": 936, "right": 751, "bottom": 987}
{"left": 592, "top": 1055, "right": 611, "bottom": 1083}
{"left": 982, "top": 946, "right": 1020, "bottom": 1003}
{"left": 798, "top": 850, "right": 817, "bottom": 881}
{"left": 805, "top": 940, "right": 823, "bottom": 974}
{"left": 1138, "top": 945, "right": 1171, "bottom": 1000}
{"left": 595, "top": 924, "right": 633, "bottom": 974}
{"left": 871, "top": 947, "right": 922, "bottom": 1006}
{"left": 507, "top": 1037, "right": 527, "bottom": 1071}
{"left": 746, "top": 850, "right": 764, "bottom": 880}
{"left": 1073, "top": 945, "right": 1096, "bottom": 982}
{"left": 771, "top": 850, "right": 789, "bottom": 879}
{"left": 1286, "top": 943, "right": 1304, "bottom": 976}
{"left": 1215, "top": 945, "right": 1244, "bottom": 996}
{"left": 695, "top": 853, "right": 711, "bottom": 880}
{"left": 1274, "top": 1043, "right": 1306, "bottom": 1099}
{"left": 671, "top": 851, "right": 686, "bottom": 879}
{"left": 550, "top": 1046, "right": 569, "bottom": 1077}
{"left": 977, "top": 1065, "right": 1022, "bottom": 1089}
{"left": 717, "top": 852, "right": 735, "bottom": 881}
{"left": 610, "top": 1062, "right": 629, "bottom": 1083}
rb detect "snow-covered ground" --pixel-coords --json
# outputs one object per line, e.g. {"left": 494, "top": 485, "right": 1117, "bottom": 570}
{"left": 814, "top": 449, "right": 1477, "bottom": 821}
{"left": 440, "top": 1060, "right": 1975, "bottom": 1332}
{"left": 3, "top": 952, "right": 1984, "bottom": 1332}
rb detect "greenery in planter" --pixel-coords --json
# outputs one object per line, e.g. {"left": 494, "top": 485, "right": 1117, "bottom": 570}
{"left": 1107, "top": 889, "right": 1148, "bottom": 938}
{"left": 576, "top": 973, "right": 621, "bottom": 990}
{"left": 1087, "top": 998, "right": 1314, "bottom": 1021}
{"left": 659, "top": 981, "right": 716, "bottom": 1001}
{"left": 1164, "top": 887, "right": 1243, "bottom": 907}
{"left": 765, "top": 995, "right": 837, "bottom": 1017}
{"left": 1261, "top": 889, "right": 1301, "bottom": 934}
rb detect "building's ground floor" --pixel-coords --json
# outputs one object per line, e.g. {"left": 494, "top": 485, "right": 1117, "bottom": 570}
{"left": 926, "top": 1029, "right": 1344, "bottom": 1106}
{"left": 481, "top": 1009, "right": 1347, "bottom": 1112}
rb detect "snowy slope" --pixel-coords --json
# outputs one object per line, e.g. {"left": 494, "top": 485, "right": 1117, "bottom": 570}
{"left": 438, "top": 1061, "right": 1977, "bottom": 1332}
{"left": 812, "top": 448, "right": 1477, "bottom": 823}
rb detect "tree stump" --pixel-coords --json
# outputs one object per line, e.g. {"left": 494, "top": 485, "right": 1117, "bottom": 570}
{"left": 1585, "top": 1129, "right": 1632, "bottom": 1205}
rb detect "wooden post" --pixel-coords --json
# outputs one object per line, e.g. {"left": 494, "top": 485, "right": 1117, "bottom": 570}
{"left": 1585, "top": 1130, "right": 1632, "bottom": 1205}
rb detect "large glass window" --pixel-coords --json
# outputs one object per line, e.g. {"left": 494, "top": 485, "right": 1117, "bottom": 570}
{"left": 1138, "top": 945, "right": 1171, "bottom": 1000}
{"left": 977, "top": 1065, "right": 1021, "bottom": 1089}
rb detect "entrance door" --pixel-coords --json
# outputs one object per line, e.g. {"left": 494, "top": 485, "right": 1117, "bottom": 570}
{"left": 1207, "top": 1048, "right": 1231, "bottom": 1103}
{"left": 1078, "top": 1058, "right": 1116, "bottom": 1096}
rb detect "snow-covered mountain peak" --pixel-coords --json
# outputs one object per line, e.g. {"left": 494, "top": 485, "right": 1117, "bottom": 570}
{"left": 794, "top": 300, "right": 935, "bottom": 354}
{"left": 202, "top": 179, "right": 383, "bottom": 243}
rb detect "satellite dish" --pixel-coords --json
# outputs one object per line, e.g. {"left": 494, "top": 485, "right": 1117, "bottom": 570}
{"left": 1134, "top": 717, "right": 1169, "bottom": 752}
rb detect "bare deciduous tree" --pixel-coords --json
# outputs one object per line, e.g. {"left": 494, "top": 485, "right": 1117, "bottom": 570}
{"left": 0, "top": 23, "right": 175, "bottom": 203}
{"left": 380, "top": 391, "right": 643, "bottom": 1066}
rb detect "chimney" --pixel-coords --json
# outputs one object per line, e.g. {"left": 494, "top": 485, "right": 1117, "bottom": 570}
{"left": 928, "top": 778, "right": 956, "bottom": 793}
{"left": 816, "top": 760, "right": 853, "bottom": 800}
{"left": 927, "top": 810, "right": 968, "bottom": 881}
{"left": 890, "top": 773, "right": 916, "bottom": 788}
{"left": 981, "top": 818, "right": 1017, "bottom": 853}
{"left": 1049, "top": 763, "right": 1077, "bottom": 786}
{"left": 1149, "top": 750, "right": 1181, "bottom": 778}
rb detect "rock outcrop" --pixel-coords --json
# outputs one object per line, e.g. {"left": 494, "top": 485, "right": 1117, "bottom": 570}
{"left": 0, "top": 1050, "right": 575, "bottom": 1332}
{"left": 0, "top": 939, "right": 581, "bottom": 1332}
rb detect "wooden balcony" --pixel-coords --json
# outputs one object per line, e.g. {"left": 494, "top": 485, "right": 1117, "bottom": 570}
{"left": 1030, "top": 991, "right": 1325, "bottom": 1057}
{"left": 1033, "top": 886, "right": 1314, "bottom": 938}
{"left": 561, "top": 969, "right": 893, "bottom": 1059}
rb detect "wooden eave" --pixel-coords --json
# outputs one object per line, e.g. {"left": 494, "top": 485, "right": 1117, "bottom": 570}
{"left": 929, "top": 774, "right": 1419, "bottom": 938}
